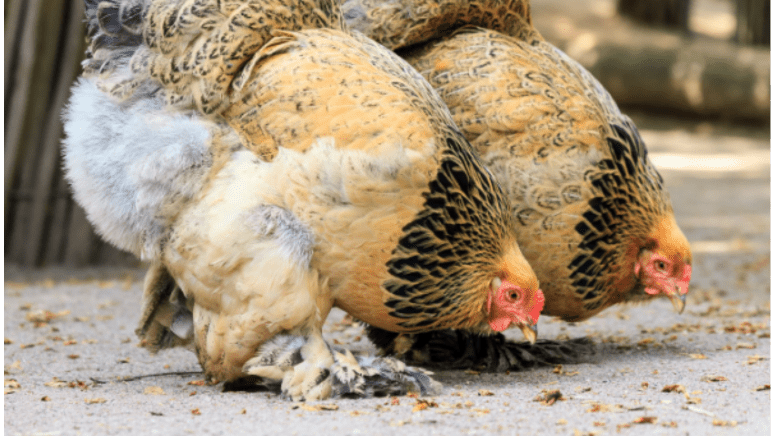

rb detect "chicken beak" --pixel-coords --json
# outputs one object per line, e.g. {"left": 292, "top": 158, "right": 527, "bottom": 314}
{"left": 668, "top": 291, "right": 686, "bottom": 314}
{"left": 519, "top": 323, "right": 537, "bottom": 344}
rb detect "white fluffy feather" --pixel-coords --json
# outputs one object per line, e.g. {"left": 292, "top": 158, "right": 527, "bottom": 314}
{"left": 62, "top": 77, "right": 214, "bottom": 259}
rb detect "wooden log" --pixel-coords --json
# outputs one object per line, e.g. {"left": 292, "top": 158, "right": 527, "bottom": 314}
{"left": 617, "top": 0, "right": 691, "bottom": 30}
{"left": 534, "top": 10, "right": 770, "bottom": 122}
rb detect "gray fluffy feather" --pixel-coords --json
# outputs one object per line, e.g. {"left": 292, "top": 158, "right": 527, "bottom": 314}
{"left": 246, "top": 205, "right": 316, "bottom": 268}
{"left": 62, "top": 76, "right": 214, "bottom": 260}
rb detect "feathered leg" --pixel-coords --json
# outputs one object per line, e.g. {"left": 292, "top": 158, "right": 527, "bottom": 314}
{"left": 329, "top": 350, "right": 441, "bottom": 397}
{"left": 242, "top": 332, "right": 441, "bottom": 399}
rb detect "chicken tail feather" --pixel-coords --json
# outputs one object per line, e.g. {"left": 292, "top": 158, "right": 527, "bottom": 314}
{"left": 367, "top": 326, "right": 595, "bottom": 372}
{"left": 136, "top": 263, "right": 194, "bottom": 353}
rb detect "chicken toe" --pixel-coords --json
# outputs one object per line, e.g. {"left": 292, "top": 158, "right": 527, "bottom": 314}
{"left": 331, "top": 350, "right": 442, "bottom": 397}
{"left": 244, "top": 332, "right": 335, "bottom": 401}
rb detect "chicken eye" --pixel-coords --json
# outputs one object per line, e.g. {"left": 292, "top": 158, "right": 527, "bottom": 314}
{"left": 655, "top": 260, "right": 667, "bottom": 272}
{"left": 509, "top": 292, "right": 518, "bottom": 301}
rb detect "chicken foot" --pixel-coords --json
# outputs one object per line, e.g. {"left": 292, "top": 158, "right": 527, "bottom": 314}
{"left": 242, "top": 333, "right": 441, "bottom": 399}
{"left": 329, "top": 349, "right": 441, "bottom": 397}
{"left": 244, "top": 331, "right": 335, "bottom": 401}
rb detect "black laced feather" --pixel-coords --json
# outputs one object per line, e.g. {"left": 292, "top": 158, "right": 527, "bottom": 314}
{"left": 366, "top": 326, "right": 595, "bottom": 372}
{"left": 569, "top": 120, "right": 668, "bottom": 311}
{"left": 383, "top": 133, "right": 516, "bottom": 331}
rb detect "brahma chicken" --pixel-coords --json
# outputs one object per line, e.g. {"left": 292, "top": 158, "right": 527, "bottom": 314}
{"left": 62, "top": 0, "right": 545, "bottom": 399}
{"left": 342, "top": 0, "right": 693, "bottom": 369}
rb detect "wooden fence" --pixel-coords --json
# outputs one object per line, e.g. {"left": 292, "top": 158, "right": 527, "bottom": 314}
{"left": 5, "top": 0, "right": 138, "bottom": 267}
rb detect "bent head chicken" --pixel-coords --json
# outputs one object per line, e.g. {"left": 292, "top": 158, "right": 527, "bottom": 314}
{"left": 62, "top": 0, "right": 544, "bottom": 399}
{"left": 342, "top": 0, "right": 692, "bottom": 367}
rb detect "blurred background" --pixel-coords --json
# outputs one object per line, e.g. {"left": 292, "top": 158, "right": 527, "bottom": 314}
{"left": 3, "top": 0, "right": 771, "bottom": 269}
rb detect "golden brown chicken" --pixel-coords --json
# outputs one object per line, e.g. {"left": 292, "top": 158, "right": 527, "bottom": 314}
{"left": 342, "top": 0, "right": 692, "bottom": 368}
{"left": 63, "top": 0, "right": 544, "bottom": 399}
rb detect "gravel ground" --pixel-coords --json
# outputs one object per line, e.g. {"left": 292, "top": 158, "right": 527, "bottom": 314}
{"left": 4, "top": 110, "right": 770, "bottom": 436}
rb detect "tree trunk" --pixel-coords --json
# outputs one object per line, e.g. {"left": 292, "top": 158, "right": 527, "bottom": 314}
{"left": 736, "top": 0, "right": 770, "bottom": 46}
{"left": 617, "top": 0, "right": 691, "bottom": 31}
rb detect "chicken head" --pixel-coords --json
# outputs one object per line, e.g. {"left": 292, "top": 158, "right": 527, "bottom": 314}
{"left": 487, "top": 277, "right": 544, "bottom": 341}
{"left": 486, "top": 246, "right": 544, "bottom": 342}
{"left": 634, "top": 215, "right": 693, "bottom": 313}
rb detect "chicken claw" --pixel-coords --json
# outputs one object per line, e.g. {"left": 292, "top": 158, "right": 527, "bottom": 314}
{"left": 244, "top": 333, "right": 334, "bottom": 401}
{"left": 243, "top": 333, "right": 441, "bottom": 399}
{"left": 331, "top": 349, "right": 441, "bottom": 397}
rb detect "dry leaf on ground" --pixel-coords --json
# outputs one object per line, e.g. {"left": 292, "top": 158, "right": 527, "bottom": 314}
{"left": 746, "top": 355, "right": 766, "bottom": 364}
{"left": 661, "top": 384, "right": 686, "bottom": 394}
{"left": 412, "top": 399, "right": 438, "bottom": 412}
{"left": 701, "top": 375, "right": 728, "bottom": 382}
{"left": 586, "top": 402, "right": 623, "bottom": 413}
{"left": 44, "top": 377, "right": 68, "bottom": 388}
{"left": 294, "top": 403, "right": 339, "bottom": 412}
{"left": 144, "top": 386, "right": 165, "bottom": 395}
{"left": 712, "top": 419, "right": 738, "bottom": 427}
{"left": 534, "top": 389, "right": 564, "bottom": 406}
{"left": 4, "top": 379, "right": 21, "bottom": 394}
{"left": 85, "top": 398, "right": 106, "bottom": 404}
{"left": 25, "top": 310, "right": 70, "bottom": 324}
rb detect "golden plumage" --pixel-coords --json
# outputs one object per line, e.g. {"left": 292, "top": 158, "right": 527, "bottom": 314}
{"left": 342, "top": 0, "right": 693, "bottom": 325}
{"left": 68, "top": 0, "right": 544, "bottom": 399}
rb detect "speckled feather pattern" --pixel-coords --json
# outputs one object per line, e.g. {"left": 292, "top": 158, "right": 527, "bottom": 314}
{"left": 66, "top": 0, "right": 538, "bottom": 394}
{"left": 342, "top": 0, "right": 537, "bottom": 51}
{"left": 399, "top": 28, "right": 673, "bottom": 320}
{"left": 343, "top": 0, "right": 681, "bottom": 323}
{"left": 87, "top": 0, "right": 346, "bottom": 115}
